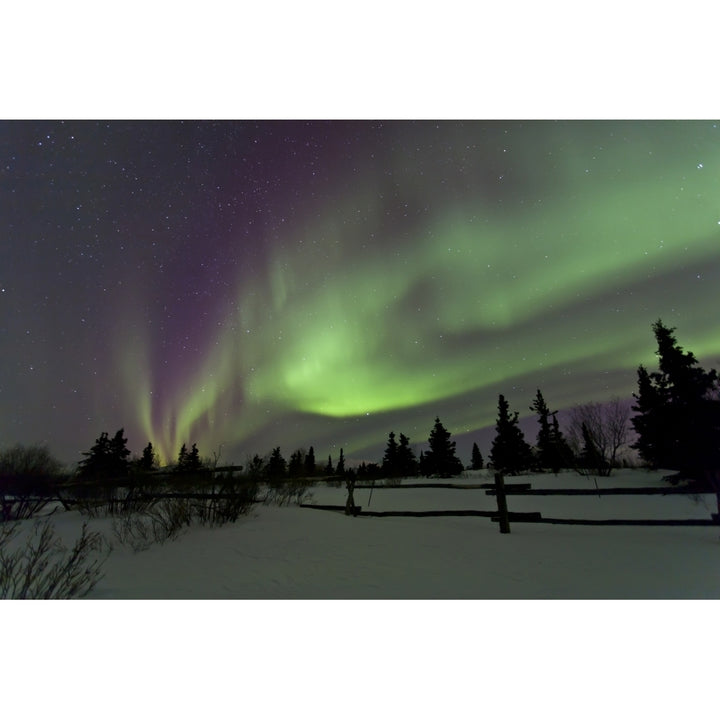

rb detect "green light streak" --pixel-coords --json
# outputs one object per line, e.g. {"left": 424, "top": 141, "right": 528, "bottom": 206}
{"left": 119, "top": 122, "right": 720, "bottom": 460}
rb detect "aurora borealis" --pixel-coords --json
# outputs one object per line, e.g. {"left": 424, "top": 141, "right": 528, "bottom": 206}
{"left": 2, "top": 120, "right": 720, "bottom": 466}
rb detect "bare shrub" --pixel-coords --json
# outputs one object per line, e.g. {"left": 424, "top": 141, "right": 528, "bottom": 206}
{"left": 111, "top": 481, "right": 258, "bottom": 552}
{"left": 190, "top": 478, "right": 258, "bottom": 525}
{"left": 0, "top": 518, "right": 110, "bottom": 599}
{"left": 264, "top": 478, "right": 314, "bottom": 506}
{"left": 145, "top": 497, "right": 193, "bottom": 540}
{"left": 110, "top": 497, "right": 192, "bottom": 551}
{"left": 111, "top": 513, "right": 155, "bottom": 553}
{"left": 1, "top": 444, "right": 65, "bottom": 521}
{"left": 568, "top": 398, "right": 631, "bottom": 476}
{"left": 1, "top": 496, "right": 53, "bottom": 522}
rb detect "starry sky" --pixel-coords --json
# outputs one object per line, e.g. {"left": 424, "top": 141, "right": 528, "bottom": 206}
{"left": 2, "top": 120, "right": 719, "bottom": 467}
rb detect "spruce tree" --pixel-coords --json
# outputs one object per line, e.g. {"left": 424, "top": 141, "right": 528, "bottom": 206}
{"left": 381, "top": 431, "right": 400, "bottom": 477}
{"left": 336, "top": 448, "right": 345, "bottom": 475}
{"left": 631, "top": 320, "right": 720, "bottom": 480}
{"left": 288, "top": 449, "right": 304, "bottom": 478}
{"left": 423, "top": 417, "right": 464, "bottom": 477}
{"left": 138, "top": 442, "right": 157, "bottom": 471}
{"left": 177, "top": 443, "right": 188, "bottom": 469}
{"left": 471, "top": 442, "right": 484, "bottom": 470}
{"left": 109, "top": 429, "right": 131, "bottom": 476}
{"left": 490, "top": 395, "right": 533, "bottom": 475}
{"left": 397, "top": 433, "right": 419, "bottom": 477}
{"left": 266, "top": 447, "right": 287, "bottom": 480}
{"left": 78, "top": 431, "right": 111, "bottom": 479}
{"left": 325, "top": 454, "right": 334, "bottom": 475}
{"left": 531, "top": 389, "right": 572, "bottom": 472}
{"left": 550, "top": 414, "right": 574, "bottom": 472}
{"left": 530, "top": 389, "right": 553, "bottom": 470}
{"left": 189, "top": 443, "right": 201, "bottom": 471}
{"left": 579, "top": 422, "right": 607, "bottom": 475}
{"left": 177, "top": 442, "right": 201, "bottom": 472}
{"left": 305, "top": 446, "right": 316, "bottom": 476}
{"left": 78, "top": 428, "right": 130, "bottom": 479}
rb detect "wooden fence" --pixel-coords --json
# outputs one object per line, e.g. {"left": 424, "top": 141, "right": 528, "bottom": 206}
{"left": 299, "top": 473, "right": 720, "bottom": 533}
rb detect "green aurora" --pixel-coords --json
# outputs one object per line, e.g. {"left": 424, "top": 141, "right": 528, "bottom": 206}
{"left": 118, "top": 122, "right": 720, "bottom": 464}
{"left": 3, "top": 120, "right": 719, "bottom": 465}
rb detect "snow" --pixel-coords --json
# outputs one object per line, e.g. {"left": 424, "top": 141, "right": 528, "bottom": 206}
{"left": 4, "top": 470, "right": 717, "bottom": 718}
{"left": 12, "top": 468, "right": 715, "bottom": 599}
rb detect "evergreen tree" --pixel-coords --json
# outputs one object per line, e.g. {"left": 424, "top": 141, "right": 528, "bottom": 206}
{"left": 423, "top": 417, "right": 464, "bottom": 477}
{"left": 381, "top": 431, "right": 400, "bottom": 477}
{"left": 177, "top": 442, "right": 202, "bottom": 472}
{"left": 325, "top": 454, "right": 334, "bottom": 475}
{"left": 631, "top": 320, "right": 720, "bottom": 479}
{"left": 397, "top": 433, "right": 419, "bottom": 477}
{"left": 78, "top": 431, "right": 110, "bottom": 478}
{"left": 531, "top": 389, "right": 572, "bottom": 472}
{"left": 304, "top": 446, "right": 316, "bottom": 476}
{"left": 288, "top": 449, "right": 304, "bottom": 478}
{"left": 266, "top": 447, "right": 287, "bottom": 480}
{"left": 78, "top": 428, "right": 130, "bottom": 479}
{"left": 490, "top": 395, "right": 533, "bottom": 475}
{"left": 579, "top": 421, "right": 606, "bottom": 474}
{"left": 177, "top": 443, "right": 188, "bottom": 468}
{"left": 471, "top": 442, "right": 484, "bottom": 470}
{"left": 336, "top": 448, "right": 345, "bottom": 475}
{"left": 138, "top": 442, "right": 157, "bottom": 472}
{"left": 550, "top": 414, "right": 574, "bottom": 472}
{"left": 109, "top": 429, "right": 131, "bottom": 475}
{"left": 530, "top": 389, "right": 553, "bottom": 470}
{"left": 631, "top": 365, "right": 663, "bottom": 466}
{"left": 187, "top": 443, "right": 201, "bottom": 471}
{"left": 246, "top": 454, "right": 265, "bottom": 480}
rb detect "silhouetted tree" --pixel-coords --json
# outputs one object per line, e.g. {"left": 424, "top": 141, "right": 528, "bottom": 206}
{"left": 266, "top": 447, "right": 287, "bottom": 480}
{"left": 578, "top": 421, "right": 608, "bottom": 475}
{"left": 325, "top": 454, "right": 334, "bottom": 474}
{"left": 531, "top": 389, "right": 573, "bottom": 473}
{"left": 137, "top": 442, "right": 157, "bottom": 472}
{"left": 288, "top": 449, "right": 304, "bottom": 478}
{"left": 304, "top": 446, "right": 316, "bottom": 476}
{"left": 177, "top": 442, "right": 202, "bottom": 473}
{"left": 550, "top": 414, "right": 574, "bottom": 471}
{"left": 381, "top": 431, "right": 400, "bottom": 477}
{"left": 423, "top": 417, "right": 464, "bottom": 477}
{"left": 471, "top": 442, "right": 484, "bottom": 470}
{"left": 357, "top": 462, "right": 381, "bottom": 481}
{"left": 246, "top": 454, "right": 265, "bottom": 480}
{"left": 530, "top": 389, "right": 552, "bottom": 468}
{"left": 78, "top": 428, "right": 130, "bottom": 479}
{"left": 397, "top": 433, "right": 419, "bottom": 477}
{"left": 568, "top": 399, "right": 629, "bottom": 476}
{"left": 490, "top": 395, "right": 533, "bottom": 475}
{"left": 631, "top": 320, "right": 720, "bottom": 483}
{"left": 336, "top": 448, "right": 345, "bottom": 475}
{"left": 0, "top": 443, "right": 63, "bottom": 504}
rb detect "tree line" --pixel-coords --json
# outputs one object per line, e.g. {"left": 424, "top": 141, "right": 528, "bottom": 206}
{"left": 3, "top": 320, "right": 719, "bottom": 490}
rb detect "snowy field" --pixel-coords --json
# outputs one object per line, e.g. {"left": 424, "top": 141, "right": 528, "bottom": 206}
{"left": 5, "top": 469, "right": 718, "bottom": 719}
{"left": 11, "top": 468, "right": 716, "bottom": 599}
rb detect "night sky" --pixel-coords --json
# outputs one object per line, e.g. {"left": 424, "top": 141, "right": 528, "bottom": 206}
{"left": 2, "top": 120, "right": 720, "bottom": 466}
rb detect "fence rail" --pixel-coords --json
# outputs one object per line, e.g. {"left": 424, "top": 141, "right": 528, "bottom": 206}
{"left": 305, "top": 474, "right": 720, "bottom": 533}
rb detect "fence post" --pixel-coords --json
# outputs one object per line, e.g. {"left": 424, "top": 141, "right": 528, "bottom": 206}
{"left": 494, "top": 472, "right": 511, "bottom": 534}
{"left": 345, "top": 476, "right": 356, "bottom": 516}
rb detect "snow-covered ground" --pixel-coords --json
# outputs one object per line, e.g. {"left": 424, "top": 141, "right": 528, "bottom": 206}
{"left": 5, "top": 470, "right": 717, "bottom": 719}
{"left": 13, "top": 468, "right": 715, "bottom": 599}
